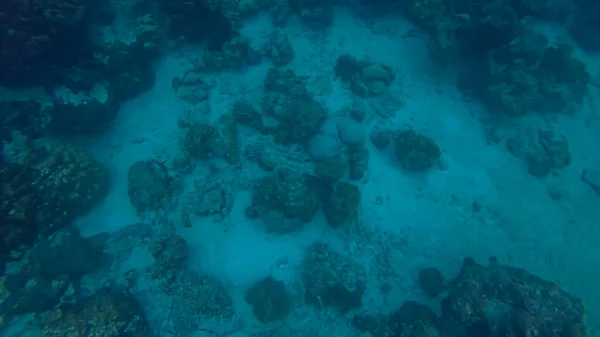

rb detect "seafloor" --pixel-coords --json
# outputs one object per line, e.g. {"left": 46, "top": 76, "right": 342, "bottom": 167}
{"left": 1, "top": 0, "right": 600, "bottom": 337}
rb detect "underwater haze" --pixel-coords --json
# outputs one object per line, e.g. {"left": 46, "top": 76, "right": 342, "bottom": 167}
{"left": 1, "top": 0, "right": 600, "bottom": 336}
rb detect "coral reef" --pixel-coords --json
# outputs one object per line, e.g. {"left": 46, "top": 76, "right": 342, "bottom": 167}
{"left": 183, "top": 115, "right": 240, "bottom": 165}
{"left": 395, "top": 130, "right": 441, "bottom": 172}
{"left": 31, "top": 228, "right": 104, "bottom": 280}
{"left": 0, "top": 1, "right": 596, "bottom": 336}
{"left": 0, "top": 273, "right": 70, "bottom": 318}
{"left": 203, "top": 36, "right": 262, "bottom": 71}
{"left": 250, "top": 169, "right": 321, "bottom": 223}
{"left": 264, "top": 32, "right": 295, "bottom": 67}
{"left": 156, "top": 0, "right": 236, "bottom": 48}
{"left": 568, "top": 1, "right": 600, "bottom": 52}
{"left": 322, "top": 182, "right": 361, "bottom": 228}
{"left": 352, "top": 257, "right": 589, "bottom": 337}
{"left": 232, "top": 99, "right": 268, "bottom": 133}
{"left": 314, "top": 156, "right": 348, "bottom": 182}
{"left": 302, "top": 243, "right": 366, "bottom": 313}
{"left": 164, "top": 270, "right": 234, "bottom": 320}
{"left": 41, "top": 291, "right": 149, "bottom": 337}
{"left": 289, "top": 0, "right": 334, "bottom": 28}
{"left": 418, "top": 267, "right": 444, "bottom": 298}
{"left": 334, "top": 54, "right": 396, "bottom": 97}
{"left": 128, "top": 160, "right": 180, "bottom": 212}
{"left": 349, "top": 146, "right": 370, "bottom": 181}
{"left": 1, "top": 140, "right": 108, "bottom": 265}
{"left": 1, "top": 227, "right": 105, "bottom": 322}
{"left": 461, "top": 30, "right": 590, "bottom": 116}
{"left": 245, "top": 277, "right": 291, "bottom": 323}
{"left": 370, "top": 130, "right": 393, "bottom": 149}
{"left": 0, "top": 0, "right": 91, "bottom": 85}
{"left": 262, "top": 68, "right": 328, "bottom": 144}
{"left": 442, "top": 257, "right": 587, "bottom": 337}
{"left": 149, "top": 235, "right": 189, "bottom": 275}
{"left": 506, "top": 127, "right": 571, "bottom": 177}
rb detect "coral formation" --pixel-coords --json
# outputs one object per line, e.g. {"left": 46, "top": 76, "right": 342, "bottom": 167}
{"left": 0, "top": 1, "right": 596, "bottom": 336}
{"left": 262, "top": 68, "right": 328, "bottom": 144}
{"left": 302, "top": 243, "right": 366, "bottom": 312}
{"left": 1, "top": 140, "right": 108, "bottom": 264}
{"left": 245, "top": 277, "right": 291, "bottom": 323}
{"left": 250, "top": 169, "right": 321, "bottom": 223}
{"left": 323, "top": 182, "right": 361, "bottom": 228}
{"left": 289, "top": 0, "right": 334, "bottom": 28}
{"left": 128, "top": 159, "right": 179, "bottom": 212}
{"left": 352, "top": 257, "right": 589, "bottom": 337}
{"left": 349, "top": 146, "right": 370, "bottom": 181}
{"left": 334, "top": 54, "right": 396, "bottom": 97}
{"left": 418, "top": 267, "right": 444, "bottom": 298}
{"left": 31, "top": 228, "right": 104, "bottom": 280}
{"left": 0, "top": 0, "right": 91, "bottom": 85}
{"left": 462, "top": 30, "right": 590, "bottom": 116}
{"left": 41, "top": 291, "right": 149, "bottom": 337}
{"left": 203, "top": 37, "right": 262, "bottom": 71}
{"left": 164, "top": 270, "right": 234, "bottom": 320}
{"left": 315, "top": 156, "right": 348, "bottom": 182}
{"left": 506, "top": 127, "right": 571, "bottom": 177}
{"left": 183, "top": 115, "right": 239, "bottom": 164}
{"left": 395, "top": 130, "right": 441, "bottom": 172}
{"left": 264, "top": 32, "right": 295, "bottom": 67}
{"left": 149, "top": 235, "right": 189, "bottom": 273}
{"left": 0, "top": 273, "right": 69, "bottom": 318}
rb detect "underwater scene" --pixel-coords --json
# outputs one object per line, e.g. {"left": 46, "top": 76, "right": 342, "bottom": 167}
{"left": 1, "top": 0, "right": 599, "bottom": 336}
